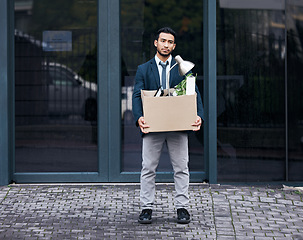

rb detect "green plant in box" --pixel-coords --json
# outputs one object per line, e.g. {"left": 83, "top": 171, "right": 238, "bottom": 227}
{"left": 174, "top": 73, "right": 195, "bottom": 96}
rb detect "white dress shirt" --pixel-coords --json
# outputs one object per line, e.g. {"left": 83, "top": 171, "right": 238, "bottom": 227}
{"left": 155, "top": 54, "right": 172, "bottom": 88}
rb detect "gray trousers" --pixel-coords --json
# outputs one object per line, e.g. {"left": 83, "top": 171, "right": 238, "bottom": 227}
{"left": 140, "top": 132, "right": 189, "bottom": 210}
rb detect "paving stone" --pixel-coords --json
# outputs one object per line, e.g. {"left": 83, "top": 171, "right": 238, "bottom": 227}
{"left": 0, "top": 184, "right": 303, "bottom": 239}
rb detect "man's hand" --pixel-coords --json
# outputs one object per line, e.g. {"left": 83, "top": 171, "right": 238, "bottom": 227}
{"left": 191, "top": 116, "right": 202, "bottom": 131}
{"left": 138, "top": 116, "right": 150, "bottom": 133}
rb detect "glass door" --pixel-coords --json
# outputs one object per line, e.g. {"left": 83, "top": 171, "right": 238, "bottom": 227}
{"left": 14, "top": 0, "right": 102, "bottom": 180}
{"left": 119, "top": 0, "right": 205, "bottom": 182}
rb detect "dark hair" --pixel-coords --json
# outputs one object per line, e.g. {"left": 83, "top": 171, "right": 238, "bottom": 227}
{"left": 155, "top": 27, "right": 177, "bottom": 43}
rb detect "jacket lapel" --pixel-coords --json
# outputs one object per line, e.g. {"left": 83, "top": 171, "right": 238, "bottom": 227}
{"left": 150, "top": 58, "right": 160, "bottom": 88}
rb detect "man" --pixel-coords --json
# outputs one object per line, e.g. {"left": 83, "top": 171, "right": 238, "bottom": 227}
{"left": 132, "top": 27, "right": 204, "bottom": 224}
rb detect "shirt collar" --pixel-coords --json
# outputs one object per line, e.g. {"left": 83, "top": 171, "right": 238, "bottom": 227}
{"left": 155, "top": 54, "right": 172, "bottom": 66}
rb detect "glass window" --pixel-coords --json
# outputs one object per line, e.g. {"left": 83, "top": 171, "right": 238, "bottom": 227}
{"left": 120, "top": 0, "right": 204, "bottom": 173}
{"left": 217, "top": 0, "right": 286, "bottom": 181}
{"left": 14, "top": 0, "right": 98, "bottom": 172}
{"left": 286, "top": 0, "right": 303, "bottom": 181}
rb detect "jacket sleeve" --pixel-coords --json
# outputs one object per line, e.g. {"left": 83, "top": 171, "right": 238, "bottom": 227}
{"left": 195, "top": 85, "right": 204, "bottom": 121}
{"left": 132, "top": 65, "right": 145, "bottom": 126}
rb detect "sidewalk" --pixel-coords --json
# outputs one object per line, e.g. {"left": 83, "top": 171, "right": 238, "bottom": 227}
{"left": 0, "top": 183, "right": 303, "bottom": 239}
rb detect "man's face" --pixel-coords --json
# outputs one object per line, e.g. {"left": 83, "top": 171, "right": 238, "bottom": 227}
{"left": 154, "top": 32, "right": 176, "bottom": 57}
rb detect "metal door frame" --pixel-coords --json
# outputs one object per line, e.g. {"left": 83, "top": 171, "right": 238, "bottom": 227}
{"left": 109, "top": 0, "right": 217, "bottom": 183}
{"left": 0, "top": 0, "right": 217, "bottom": 185}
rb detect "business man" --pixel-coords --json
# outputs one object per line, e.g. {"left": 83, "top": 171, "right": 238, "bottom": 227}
{"left": 132, "top": 27, "right": 204, "bottom": 224}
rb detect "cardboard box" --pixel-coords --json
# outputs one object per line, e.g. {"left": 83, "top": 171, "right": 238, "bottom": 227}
{"left": 141, "top": 89, "right": 198, "bottom": 132}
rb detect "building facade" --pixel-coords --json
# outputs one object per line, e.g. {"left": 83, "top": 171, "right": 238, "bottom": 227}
{"left": 0, "top": 0, "right": 302, "bottom": 185}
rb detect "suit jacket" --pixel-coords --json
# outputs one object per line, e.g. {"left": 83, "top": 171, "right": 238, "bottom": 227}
{"left": 132, "top": 57, "right": 204, "bottom": 132}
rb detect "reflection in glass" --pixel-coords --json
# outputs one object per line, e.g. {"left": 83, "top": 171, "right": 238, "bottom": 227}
{"left": 287, "top": 0, "right": 303, "bottom": 181}
{"left": 14, "top": 0, "right": 98, "bottom": 172}
{"left": 217, "top": 1, "right": 286, "bottom": 181}
{"left": 121, "top": 0, "right": 204, "bottom": 173}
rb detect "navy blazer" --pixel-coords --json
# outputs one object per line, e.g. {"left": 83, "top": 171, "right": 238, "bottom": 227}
{"left": 132, "top": 57, "right": 204, "bottom": 131}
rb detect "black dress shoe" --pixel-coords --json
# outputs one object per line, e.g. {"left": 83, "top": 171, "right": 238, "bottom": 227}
{"left": 177, "top": 208, "right": 190, "bottom": 224}
{"left": 138, "top": 209, "right": 152, "bottom": 224}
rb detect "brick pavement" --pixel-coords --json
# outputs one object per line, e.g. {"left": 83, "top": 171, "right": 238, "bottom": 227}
{"left": 0, "top": 183, "right": 303, "bottom": 239}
